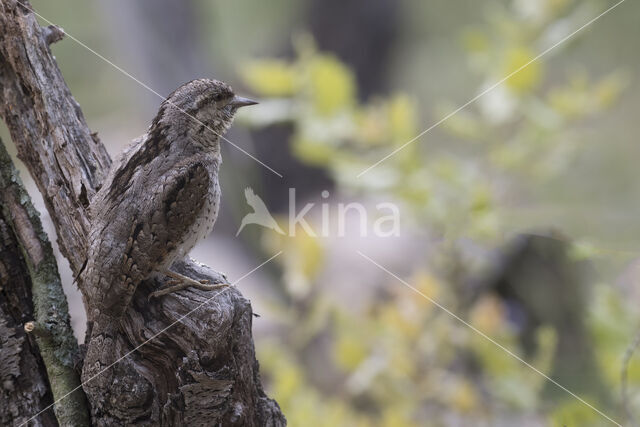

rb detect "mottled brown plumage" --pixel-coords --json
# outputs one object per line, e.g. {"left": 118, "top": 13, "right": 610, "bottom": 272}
{"left": 81, "top": 79, "right": 256, "bottom": 331}
{"left": 78, "top": 79, "right": 261, "bottom": 422}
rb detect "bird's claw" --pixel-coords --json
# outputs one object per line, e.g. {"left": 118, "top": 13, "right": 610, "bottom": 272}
{"left": 149, "top": 270, "right": 231, "bottom": 299}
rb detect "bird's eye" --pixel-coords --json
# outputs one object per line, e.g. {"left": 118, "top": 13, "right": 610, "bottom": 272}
{"left": 212, "top": 93, "right": 224, "bottom": 103}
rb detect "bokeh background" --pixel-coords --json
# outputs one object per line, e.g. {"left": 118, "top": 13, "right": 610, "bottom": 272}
{"left": 3, "top": 0, "right": 640, "bottom": 425}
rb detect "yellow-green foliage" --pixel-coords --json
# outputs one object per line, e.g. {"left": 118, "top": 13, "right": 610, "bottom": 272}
{"left": 240, "top": 1, "right": 635, "bottom": 425}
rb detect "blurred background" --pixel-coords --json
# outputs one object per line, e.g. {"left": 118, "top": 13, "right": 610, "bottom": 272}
{"left": 2, "top": 0, "right": 640, "bottom": 425}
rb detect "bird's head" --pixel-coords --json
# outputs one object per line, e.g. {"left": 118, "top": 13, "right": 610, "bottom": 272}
{"left": 153, "top": 79, "right": 257, "bottom": 145}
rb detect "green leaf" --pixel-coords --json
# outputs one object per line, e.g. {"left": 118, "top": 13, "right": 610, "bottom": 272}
{"left": 241, "top": 60, "right": 298, "bottom": 96}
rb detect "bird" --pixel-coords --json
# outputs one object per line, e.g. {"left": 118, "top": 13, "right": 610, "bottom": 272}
{"left": 236, "top": 187, "right": 285, "bottom": 236}
{"left": 81, "top": 79, "right": 257, "bottom": 331}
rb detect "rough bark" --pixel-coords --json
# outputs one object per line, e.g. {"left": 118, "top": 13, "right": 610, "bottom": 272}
{"left": 0, "top": 137, "right": 89, "bottom": 425}
{"left": 0, "top": 201, "right": 57, "bottom": 427}
{"left": 0, "top": 1, "right": 285, "bottom": 425}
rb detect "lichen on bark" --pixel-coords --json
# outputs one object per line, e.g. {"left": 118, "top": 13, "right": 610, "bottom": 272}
{"left": 0, "top": 138, "right": 90, "bottom": 425}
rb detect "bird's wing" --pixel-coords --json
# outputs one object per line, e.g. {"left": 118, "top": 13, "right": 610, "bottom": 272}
{"left": 244, "top": 187, "right": 269, "bottom": 213}
{"left": 84, "top": 161, "right": 211, "bottom": 317}
{"left": 244, "top": 187, "right": 255, "bottom": 199}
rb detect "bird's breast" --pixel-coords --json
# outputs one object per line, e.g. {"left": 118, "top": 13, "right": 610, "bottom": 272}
{"left": 173, "top": 180, "right": 221, "bottom": 260}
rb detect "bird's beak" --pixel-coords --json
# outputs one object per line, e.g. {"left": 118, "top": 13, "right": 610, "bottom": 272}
{"left": 229, "top": 96, "right": 258, "bottom": 108}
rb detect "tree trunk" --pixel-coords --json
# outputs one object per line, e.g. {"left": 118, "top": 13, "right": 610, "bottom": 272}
{"left": 0, "top": 1, "right": 285, "bottom": 425}
{"left": 0, "top": 137, "right": 89, "bottom": 425}
{"left": 0, "top": 191, "right": 58, "bottom": 427}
